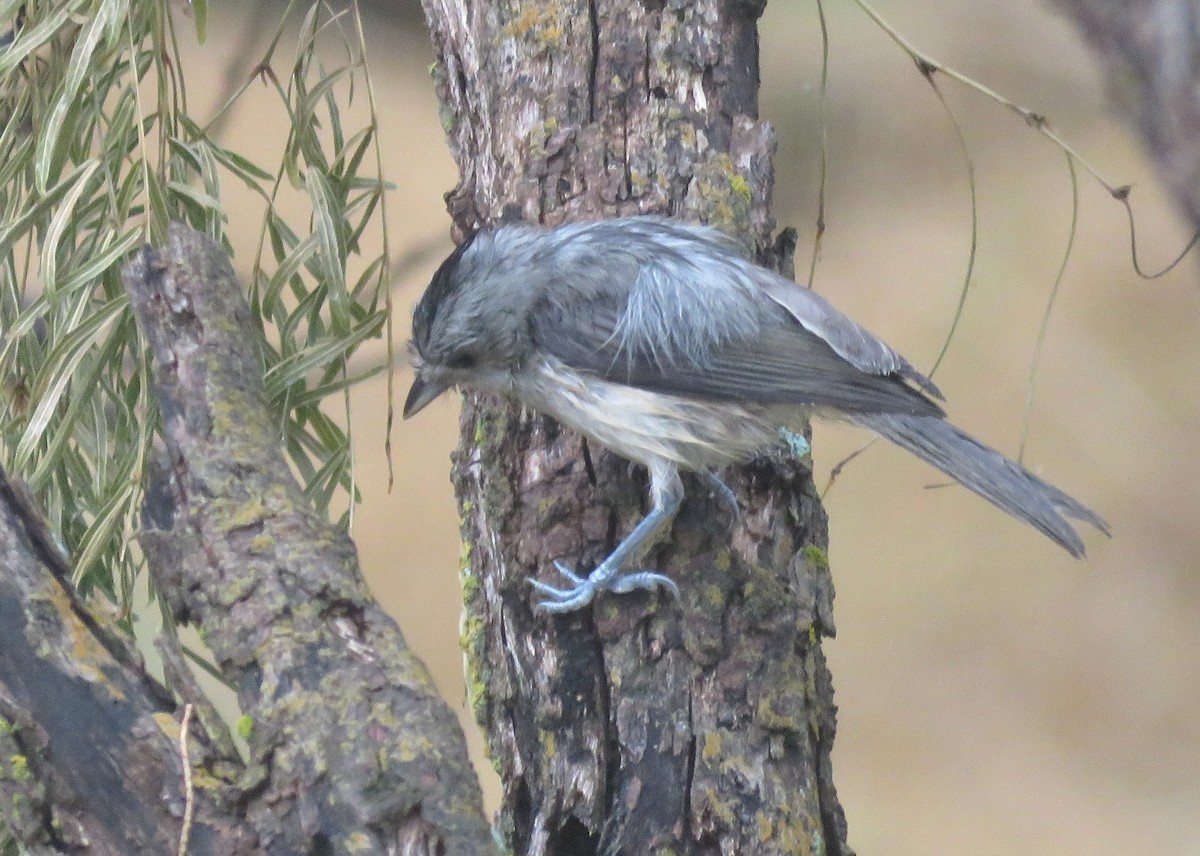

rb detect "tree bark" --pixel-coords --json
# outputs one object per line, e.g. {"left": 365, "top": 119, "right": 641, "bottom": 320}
{"left": 1, "top": 227, "right": 498, "bottom": 856}
{"left": 1051, "top": 0, "right": 1200, "bottom": 232}
{"left": 420, "top": 2, "right": 851, "bottom": 854}
{"left": 0, "top": 467, "right": 245, "bottom": 855}
{"left": 125, "top": 226, "right": 497, "bottom": 856}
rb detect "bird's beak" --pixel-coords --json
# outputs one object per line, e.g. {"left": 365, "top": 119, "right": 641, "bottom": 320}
{"left": 403, "top": 371, "right": 450, "bottom": 419}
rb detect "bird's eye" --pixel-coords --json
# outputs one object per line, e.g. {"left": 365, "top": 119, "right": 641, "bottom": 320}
{"left": 446, "top": 352, "right": 477, "bottom": 370}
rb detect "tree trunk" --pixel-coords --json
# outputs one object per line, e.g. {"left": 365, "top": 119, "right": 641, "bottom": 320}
{"left": 420, "top": 2, "right": 852, "bottom": 854}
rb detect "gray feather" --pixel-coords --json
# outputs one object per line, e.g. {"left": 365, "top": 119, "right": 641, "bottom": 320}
{"left": 755, "top": 276, "right": 943, "bottom": 399}
{"left": 408, "top": 214, "right": 1108, "bottom": 562}
{"left": 528, "top": 217, "right": 943, "bottom": 416}
{"left": 856, "top": 413, "right": 1110, "bottom": 556}
{"left": 532, "top": 299, "right": 943, "bottom": 417}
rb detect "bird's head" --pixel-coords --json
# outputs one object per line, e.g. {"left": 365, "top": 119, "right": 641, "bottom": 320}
{"left": 404, "top": 230, "right": 536, "bottom": 418}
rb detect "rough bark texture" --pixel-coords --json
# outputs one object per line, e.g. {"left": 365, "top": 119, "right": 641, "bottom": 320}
{"left": 0, "top": 227, "right": 498, "bottom": 855}
{"left": 124, "top": 225, "right": 497, "bottom": 856}
{"left": 1051, "top": 0, "right": 1200, "bottom": 231}
{"left": 0, "top": 466, "right": 245, "bottom": 855}
{"left": 420, "top": 2, "right": 851, "bottom": 854}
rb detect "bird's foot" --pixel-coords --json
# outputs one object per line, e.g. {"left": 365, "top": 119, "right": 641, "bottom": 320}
{"left": 530, "top": 559, "right": 680, "bottom": 613}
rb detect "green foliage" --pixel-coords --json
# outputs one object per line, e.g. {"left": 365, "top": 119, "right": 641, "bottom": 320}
{"left": 0, "top": 1, "right": 392, "bottom": 614}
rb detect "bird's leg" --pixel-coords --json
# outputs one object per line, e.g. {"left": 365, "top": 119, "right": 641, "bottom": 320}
{"left": 531, "top": 460, "right": 683, "bottom": 613}
{"left": 699, "top": 469, "right": 740, "bottom": 520}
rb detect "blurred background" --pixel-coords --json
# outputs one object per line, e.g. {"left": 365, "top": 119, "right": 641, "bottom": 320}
{"left": 187, "top": 1, "right": 1199, "bottom": 853}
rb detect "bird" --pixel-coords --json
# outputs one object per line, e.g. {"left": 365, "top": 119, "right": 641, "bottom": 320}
{"left": 403, "top": 216, "right": 1109, "bottom": 613}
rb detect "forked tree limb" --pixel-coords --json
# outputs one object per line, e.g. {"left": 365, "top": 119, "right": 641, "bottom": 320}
{"left": 0, "top": 226, "right": 499, "bottom": 856}
{"left": 0, "top": 464, "right": 244, "bottom": 855}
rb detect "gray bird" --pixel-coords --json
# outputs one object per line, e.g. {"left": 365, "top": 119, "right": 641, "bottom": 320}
{"left": 404, "top": 216, "right": 1108, "bottom": 612}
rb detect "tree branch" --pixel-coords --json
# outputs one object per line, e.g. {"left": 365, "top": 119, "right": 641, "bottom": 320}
{"left": 123, "top": 225, "right": 496, "bottom": 856}
{"left": 1051, "top": 0, "right": 1200, "bottom": 229}
{"left": 0, "top": 465, "right": 244, "bottom": 855}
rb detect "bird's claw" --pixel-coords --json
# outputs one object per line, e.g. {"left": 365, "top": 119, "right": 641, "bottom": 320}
{"left": 700, "top": 470, "right": 740, "bottom": 520}
{"left": 609, "top": 570, "right": 680, "bottom": 598}
{"left": 530, "top": 560, "right": 679, "bottom": 614}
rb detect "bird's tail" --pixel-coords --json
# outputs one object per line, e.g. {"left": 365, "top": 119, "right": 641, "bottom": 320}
{"left": 855, "top": 413, "right": 1110, "bottom": 557}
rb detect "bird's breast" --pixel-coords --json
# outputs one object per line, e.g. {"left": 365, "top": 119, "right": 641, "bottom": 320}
{"left": 514, "top": 356, "right": 782, "bottom": 470}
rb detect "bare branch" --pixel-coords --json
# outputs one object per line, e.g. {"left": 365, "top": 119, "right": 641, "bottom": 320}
{"left": 1052, "top": 0, "right": 1200, "bottom": 230}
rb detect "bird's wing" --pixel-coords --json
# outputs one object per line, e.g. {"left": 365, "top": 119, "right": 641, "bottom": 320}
{"left": 753, "top": 275, "right": 944, "bottom": 400}
{"left": 530, "top": 291, "right": 945, "bottom": 418}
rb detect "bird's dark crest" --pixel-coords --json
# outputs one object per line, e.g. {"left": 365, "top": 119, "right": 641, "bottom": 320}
{"left": 412, "top": 233, "right": 478, "bottom": 357}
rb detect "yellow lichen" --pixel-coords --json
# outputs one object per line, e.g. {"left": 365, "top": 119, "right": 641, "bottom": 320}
{"left": 9, "top": 754, "right": 30, "bottom": 781}
{"left": 701, "top": 731, "right": 722, "bottom": 761}
{"left": 803, "top": 544, "right": 829, "bottom": 572}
